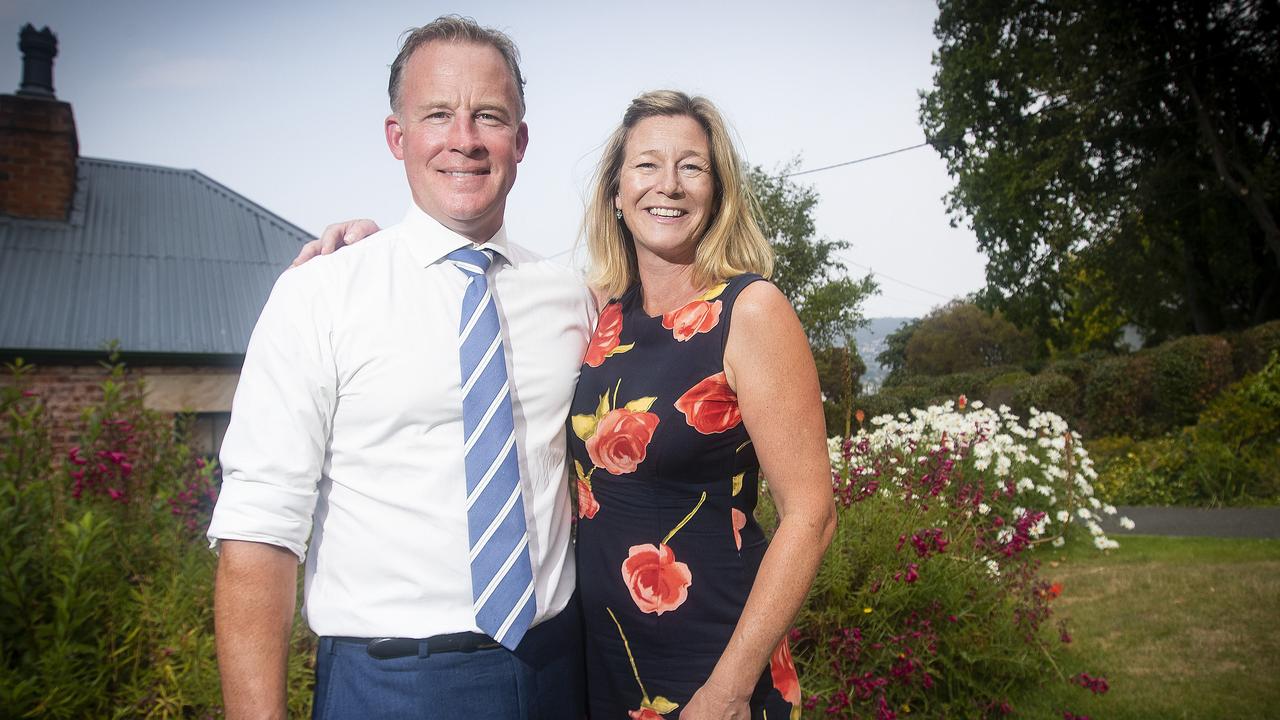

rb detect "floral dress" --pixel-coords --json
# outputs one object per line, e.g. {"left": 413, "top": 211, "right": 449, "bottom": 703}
{"left": 569, "top": 273, "right": 801, "bottom": 720}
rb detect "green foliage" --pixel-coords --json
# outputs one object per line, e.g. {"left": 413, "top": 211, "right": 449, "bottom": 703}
{"left": 876, "top": 318, "right": 920, "bottom": 388}
{"left": 748, "top": 162, "right": 879, "bottom": 349}
{"left": 905, "top": 301, "right": 1036, "bottom": 376}
{"left": 921, "top": 0, "right": 1280, "bottom": 348}
{"left": 0, "top": 359, "right": 315, "bottom": 717}
{"left": 1228, "top": 319, "right": 1280, "bottom": 376}
{"left": 1092, "top": 354, "right": 1280, "bottom": 506}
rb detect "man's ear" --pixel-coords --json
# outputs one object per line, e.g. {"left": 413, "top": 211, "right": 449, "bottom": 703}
{"left": 514, "top": 121, "right": 529, "bottom": 163}
{"left": 385, "top": 114, "right": 405, "bottom": 160}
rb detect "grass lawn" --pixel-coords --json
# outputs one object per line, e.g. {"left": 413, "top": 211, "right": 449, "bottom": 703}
{"left": 1009, "top": 535, "right": 1280, "bottom": 719}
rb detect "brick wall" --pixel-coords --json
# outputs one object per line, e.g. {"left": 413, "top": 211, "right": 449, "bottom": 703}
{"left": 0, "top": 93, "right": 78, "bottom": 220}
{"left": 8, "top": 363, "right": 240, "bottom": 451}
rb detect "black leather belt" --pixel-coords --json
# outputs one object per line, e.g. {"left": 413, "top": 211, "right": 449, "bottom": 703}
{"left": 330, "top": 631, "right": 501, "bottom": 659}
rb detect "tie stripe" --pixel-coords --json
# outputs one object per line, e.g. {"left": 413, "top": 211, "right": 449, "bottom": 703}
{"left": 446, "top": 246, "right": 535, "bottom": 650}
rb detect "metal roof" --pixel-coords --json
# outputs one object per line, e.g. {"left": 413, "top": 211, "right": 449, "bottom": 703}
{"left": 0, "top": 157, "right": 307, "bottom": 357}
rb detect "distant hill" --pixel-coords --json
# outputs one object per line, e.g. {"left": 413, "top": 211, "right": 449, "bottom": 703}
{"left": 853, "top": 317, "right": 915, "bottom": 392}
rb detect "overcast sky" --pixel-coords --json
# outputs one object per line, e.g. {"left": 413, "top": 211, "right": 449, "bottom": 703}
{"left": 2, "top": 0, "right": 986, "bottom": 318}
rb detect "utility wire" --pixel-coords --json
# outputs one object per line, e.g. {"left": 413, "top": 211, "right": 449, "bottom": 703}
{"left": 781, "top": 142, "right": 931, "bottom": 177}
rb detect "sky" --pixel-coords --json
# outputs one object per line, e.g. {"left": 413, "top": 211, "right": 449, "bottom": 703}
{"left": 1, "top": 0, "right": 986, "bottom": 319}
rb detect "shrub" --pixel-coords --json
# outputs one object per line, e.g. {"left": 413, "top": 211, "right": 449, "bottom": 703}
{"left": 1146, "top": 334, "right": 1233, "bottom": 431}
{"left": 1091, "top": 354, "right": 1280, "bottom": 506}
{"left": 1011, "top": 371, "right": 1079, "bottom": 420}
{"left": 1082, "top": 353, "right": 1154, "bottom": 436}
{"left": 0, "top": 359, "right": 315, "bottom": 717}
{"left": 790, "top": 399, "right": 1128, "bottom": 718}
{"left": 1227, "top": 319, "right": 1280, "bottom": 376}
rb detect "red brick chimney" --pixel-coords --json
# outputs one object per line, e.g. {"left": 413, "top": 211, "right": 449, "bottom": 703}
{"left": 0, "top": 24, "right": 78, "bottom": 221}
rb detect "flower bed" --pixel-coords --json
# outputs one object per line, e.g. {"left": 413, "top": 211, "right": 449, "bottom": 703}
{"left": 788, "top": 398, "right": 1130, "bottom": 719}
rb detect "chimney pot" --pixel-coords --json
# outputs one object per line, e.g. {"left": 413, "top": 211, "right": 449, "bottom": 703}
{"left": 18, "top": 24, "right": 57, "bottom": 98}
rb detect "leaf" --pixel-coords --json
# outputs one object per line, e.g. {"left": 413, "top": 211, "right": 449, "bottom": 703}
{"left": 571, "top": 414, "right": 598, "bottom": 442}
{"left": 605, "top": 342, "right": 635, "bottom": 359}
{"left": 596, "top": 391, "right": 611, "bottom": 417}
{"left": 699, "top": 283, "right": 728, "bottom": 301}
{"left": 644, "top": 696, "right": 680, "bottom": 714}
{"left": 574, "top": 460, "right": 589, "bottom": 486}
{"left": 736, "top": 440, "right": 752, "bottom": 453}
{"left": 731, "top": 472, "right": 744, "bottom": 496}
{"left": 623, "top": 396, "right": 657, "bottom": 413}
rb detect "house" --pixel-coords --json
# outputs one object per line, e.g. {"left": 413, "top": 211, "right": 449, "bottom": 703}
{"left": 0, "top": 25, "right": 307, "bottom": 454}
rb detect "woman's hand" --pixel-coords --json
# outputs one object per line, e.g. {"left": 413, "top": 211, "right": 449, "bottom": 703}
{"left": 290, "top": 218, "right": 381, "bottom": 267}
{"left": 679, "top": 679, "right": 751, "bottom": 720}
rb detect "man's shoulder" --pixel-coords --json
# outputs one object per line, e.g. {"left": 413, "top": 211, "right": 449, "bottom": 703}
{"left": 502, "top": 240, "right": 583, "bottom": 282}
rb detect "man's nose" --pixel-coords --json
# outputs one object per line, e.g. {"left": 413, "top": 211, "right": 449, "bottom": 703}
{"left": 448, "top": 117, "right": 484, "bottom": 155}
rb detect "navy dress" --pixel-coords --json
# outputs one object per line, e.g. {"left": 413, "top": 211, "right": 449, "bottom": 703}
{"left": 567, "top": 274, "right": 801, "bottom": 720}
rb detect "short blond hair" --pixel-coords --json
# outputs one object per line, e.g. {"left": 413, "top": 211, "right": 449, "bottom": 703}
{"left": 585, "top": 90, "right": 773, "bottom": 298}
{"left": 388, "top": 15, "right": 525, "bottom": 118}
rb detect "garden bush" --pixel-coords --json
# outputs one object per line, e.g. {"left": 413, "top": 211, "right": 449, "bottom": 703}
{"left": 1091, "top": 354, "right": 1280, "bottom": 506}
{"left": 1227, "top": 319, "right": 1280, "bottom": 376}
{"left": 783, "top": 399, "right": 1129, "bottom": 718}
{"left": 1010, "top": 371, "right": 1079, "bottom": 421}
{"left": 0, "top": 359, "right": 315, "bottom": 718}
{"left": 1081, "top": 353, "right": 1154, "bottom": 437}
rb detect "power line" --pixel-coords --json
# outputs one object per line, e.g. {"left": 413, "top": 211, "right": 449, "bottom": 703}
{"left": 781, "top": 142, "right": 931, "bottom": 178}
{"left": 846, "top": 260, "right": 956, "bottom": 301}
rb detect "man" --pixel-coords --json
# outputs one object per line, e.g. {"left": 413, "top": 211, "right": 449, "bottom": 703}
{"left": 207, "top": 16, "right": 594, "bottom": 719}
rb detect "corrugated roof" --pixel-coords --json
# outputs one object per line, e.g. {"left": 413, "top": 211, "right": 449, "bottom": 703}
{"left": 0, "top": 157, "right": 307, "bottom": 356}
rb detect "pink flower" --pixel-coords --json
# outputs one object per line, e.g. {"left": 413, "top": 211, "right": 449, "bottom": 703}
{"left": 661, "top": 298, "right": 722, "bottom": 341}
{"left": 585, "top": 409, "right": 660, "bottom": 475}
{"left": 584, "top": 303, "right": 625, "bottom": 367}
{"left": 577, "top": 477, "right": 600, "bottom": 519}
{"left": 732, "top": 508, "right": 746, "bottom": 550}
{"left": 770, "top": 636, "right": 802, "bottom": 705}
{"left": 621, "top": 543, "right": 692, "bottom": 615}
{"left": 674, "top": 372, "right": 740, "bottom": 434}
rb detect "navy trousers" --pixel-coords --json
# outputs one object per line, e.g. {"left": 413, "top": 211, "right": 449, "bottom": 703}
{"left": 312, "top": 599, "right": 584, "bottom": 720}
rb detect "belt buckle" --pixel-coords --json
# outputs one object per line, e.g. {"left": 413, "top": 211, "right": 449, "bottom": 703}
{"left": 366, "top": 637, "right": 411, "bottom": 659}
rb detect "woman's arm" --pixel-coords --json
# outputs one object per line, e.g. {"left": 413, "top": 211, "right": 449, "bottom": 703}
{"left": 681, "top": 280, "right": 836, "bottom": 720}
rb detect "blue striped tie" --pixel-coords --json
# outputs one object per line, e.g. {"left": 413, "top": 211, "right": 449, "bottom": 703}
{"left": 447, "top": 246, "right": 536, "bottom": 650}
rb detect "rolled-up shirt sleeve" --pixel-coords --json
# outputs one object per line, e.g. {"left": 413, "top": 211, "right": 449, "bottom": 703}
{"left": 207, "top": 265, "right": 336, "bottom": 562}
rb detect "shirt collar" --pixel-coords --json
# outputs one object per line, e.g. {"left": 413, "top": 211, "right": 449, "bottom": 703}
{"left": 400, "top": 203, "right": 512, "bottom": 268}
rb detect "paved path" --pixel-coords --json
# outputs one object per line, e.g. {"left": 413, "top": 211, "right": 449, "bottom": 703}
{"left": 1097, "top": 506, "right": 1280, "bottom": 539}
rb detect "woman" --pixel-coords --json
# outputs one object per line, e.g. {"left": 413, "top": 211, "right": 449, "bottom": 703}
{"left": 303, "top": 91, "right": 835, "bottom": 720}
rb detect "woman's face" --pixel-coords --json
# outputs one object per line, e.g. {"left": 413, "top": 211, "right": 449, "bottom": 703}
{"left": 615, "top": 115, "right": 716, "bottom": 267}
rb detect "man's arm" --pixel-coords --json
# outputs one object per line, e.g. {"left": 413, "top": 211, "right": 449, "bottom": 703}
{"left": 215, "top": 540, "right": 298, "bottom": 720}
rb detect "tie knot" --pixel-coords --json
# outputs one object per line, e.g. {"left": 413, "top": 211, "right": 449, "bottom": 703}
{"left": 446, "top": 247, "right": 494, "bottom": 276}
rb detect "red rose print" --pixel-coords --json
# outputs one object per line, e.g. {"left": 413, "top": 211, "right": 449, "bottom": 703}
{"left": 584, "top": 302, "right": 626, "bottom": 367}
{"left": 628, "top": 710, "right": 663, "bottom": 720}
{"left": 577, "top": 477, "right": 600, "bottom": 519}
{"left": 586, "top": 409, "right": 660, "bottom": 475}
{"left": 621, "top": 543, "right": 692, "bottom": 615}
{"left": 674, "top": 372, "right": 741, "bottom": 434}
{"left": 732, "top": 508, "right": 746, "bottom": 550}
{"left": 770, "top": 636, "right": 801, "bottom": 705}
{"left": 661, "top": 299, "right": 722, "bottom": 342}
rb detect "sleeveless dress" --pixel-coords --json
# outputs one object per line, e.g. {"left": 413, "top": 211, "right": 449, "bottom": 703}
{"left": 567, "top": 273, "right": 801, "bottom": 720}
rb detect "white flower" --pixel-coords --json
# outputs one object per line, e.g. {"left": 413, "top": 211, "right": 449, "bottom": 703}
{"left": 1052, "top": 536, "right": 1066, "bottom": 548}
{"left": 985, "top": 559, "right": 1000, "bottom": 577}
{"left": 1120, "top": 516, "right": 1136, "bottom": 530}
{"left": 1077, "top": 508, "right": 1092, "bottom": 519}
{"left": 1103, "top": 504, "right": 1117, "bottom": 515}
{"left": 997, "top": 528, "right": 1014, "bottom": 544}
{"left": 1036, "top": 484, "right": 1053, "bottom": 496}
{"left": 1016, "top": 477, "right": 1035, "bottom": 492}
{"left": 978, "top": 503, "right": 991, "bottom": 515}
{"left": 1056, "top": 510, "right": 1070, "bottom": 523}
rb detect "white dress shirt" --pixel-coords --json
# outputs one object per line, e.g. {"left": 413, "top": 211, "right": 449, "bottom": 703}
{"left": 208, "top": 205, "right": 596, "bottom": 638}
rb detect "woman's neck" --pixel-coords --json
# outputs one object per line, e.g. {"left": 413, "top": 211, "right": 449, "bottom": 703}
{"left": 636, "top": 260, "right": 702, "bottom": 317}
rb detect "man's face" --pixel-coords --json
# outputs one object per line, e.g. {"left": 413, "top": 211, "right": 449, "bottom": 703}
{"left": 385, "top": 41, "right": 528, "bottom": 242}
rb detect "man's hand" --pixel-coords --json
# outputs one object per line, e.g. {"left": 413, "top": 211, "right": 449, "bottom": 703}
{"left": 290, "top": 218, "right": 382, "bottom": 267}
{"left": 215, "top": 540, "right": 299, "bottom": 720}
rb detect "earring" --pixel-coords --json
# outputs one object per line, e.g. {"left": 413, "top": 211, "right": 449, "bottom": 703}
{"left": 615, "top": 209, "right": 623, "bottom": 220}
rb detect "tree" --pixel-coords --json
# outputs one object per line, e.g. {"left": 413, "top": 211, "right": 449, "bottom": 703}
{"left": 813, "top": 346, "right": 868, "bottom": 436}
{"left": 921, "top": 0, "right": 1280, "bottom": 349}
{"left": 749, "top": 162, "right": 879, "bottom": 349}
{"left": 876, "top": 318, "right": 921, "bottom": 387}
{"left": 905, "top": 301, "right": 1035, "bottom": 376}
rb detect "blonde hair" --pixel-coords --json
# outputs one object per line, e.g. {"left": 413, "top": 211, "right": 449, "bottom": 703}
{"left": 585, "top": 90, "right": 773, "bottom": 298}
